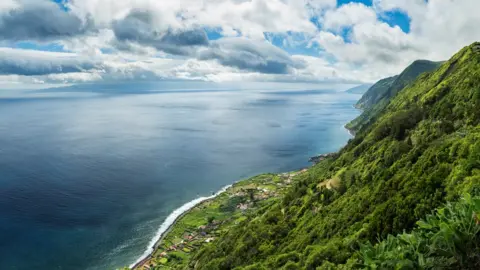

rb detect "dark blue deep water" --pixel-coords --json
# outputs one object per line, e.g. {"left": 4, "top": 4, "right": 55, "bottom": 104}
{"left": 0, "top": 82, "right": 360, "bottom": 269}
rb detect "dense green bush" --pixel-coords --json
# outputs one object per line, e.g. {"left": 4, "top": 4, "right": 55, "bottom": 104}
{"left": 359, "top": 195, "right": 480, "bottom": 269}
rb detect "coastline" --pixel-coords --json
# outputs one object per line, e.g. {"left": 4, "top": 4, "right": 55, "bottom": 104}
{"left": 344, "top": 103, "right": 363, "bottom": 137}
{"left": 129, "top": 185, "right": 232, "bottom": 269}
{"left": 344, "top": 124, "right": 356, "bottom": 137}
{"left": 128, "top": 172, "right": 302, "bottom": 269}
{"left": 128, "top": 121, "right": 358, "bottom": 269}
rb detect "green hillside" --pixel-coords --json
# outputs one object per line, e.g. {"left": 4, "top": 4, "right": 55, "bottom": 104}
{"left": 381, "top": 60, "right": 443, "bottom": 104}
{"left": 348, "top": 60, "right": 442, "bottom": 134}
{"left": 184, "top": 43, "right": 480, "bottom": 269}
{"left": 354, "top": 76, "right": 398, "bottom": 110}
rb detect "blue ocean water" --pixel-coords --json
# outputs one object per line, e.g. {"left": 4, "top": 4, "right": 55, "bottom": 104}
{"left": 0, "top": 82, "right": 360, "bottom": 270}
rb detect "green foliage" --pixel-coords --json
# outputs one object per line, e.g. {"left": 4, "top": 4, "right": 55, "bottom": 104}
{"left": 348, "top": 59, "right": 442, "bottom": 133}
{"left": 219, "top": 195, "right": 246, "bottom": 212}
{"left": 359, "top": 195, "right": 480, "bottom": 269}
{"left": 185, "top": 43, "right": 480, "bottom": 270}
{"left": 206, "top": 216, "right": 215, "bottom": 224}
{"left": 355, "top": 75, "right": 398, "bottom": 110}
{"left": 371, "top": 106, "right": 423, "bottom": 141}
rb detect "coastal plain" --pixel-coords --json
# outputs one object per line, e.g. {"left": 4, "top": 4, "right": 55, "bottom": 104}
{"left": 133, "top": 171, "right": 308, "bottom": 269}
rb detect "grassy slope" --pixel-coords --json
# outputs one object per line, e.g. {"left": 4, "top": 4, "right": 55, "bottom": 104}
{"left": 347, "top": 60, "right": 442, "bottom": 133}
{"left": 187, "top": 43, "right": 480, "bottom": 269}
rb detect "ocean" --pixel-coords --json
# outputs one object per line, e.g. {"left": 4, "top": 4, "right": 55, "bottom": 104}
{"left": 0, "top": 81, "right": 360, "bottom": 269}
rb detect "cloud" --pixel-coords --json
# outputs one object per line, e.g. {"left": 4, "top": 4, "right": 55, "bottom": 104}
{"left": 1, "top": 0, "right": 480, "bottom": 86}
{"left": 112, "top": 9, "right": 209, "bottom": 55}
{"left": 314, "top": 0, "right": 480, "bottom": 81}
{"left": 0, "top": 46, "right": 360, "bottom": 85}
{"left": 374, "top": 0, "right": 480, "bottom": 59}
{"left": 322, "top": 2, "right": 377, "bottom": 31}
{"left": 310, "top": 3, "right": 425, "bottom": 81}
{"left": 0, "top": 0, "right": 342, "bottom": 82}
{"left": 0, "top": 48, "right": 100, "bottom": 76}
{"left": 198, "top": 38, "right": 306, "bottom": 74}
{"left": 0, "top": 0, "right": 94, "bottom": 41}
{"left": 62, "top": 0, "right": 326, "bottom": 43}
{"left": 0, "top": 0, "right": 19, "bottom": 12}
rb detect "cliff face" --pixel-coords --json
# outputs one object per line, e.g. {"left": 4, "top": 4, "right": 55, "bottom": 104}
{"left": 347, "top": 59, "right": 442, "bottom": 133}
{"left": 355, "top": 75, "right": 398, "bottom": 110}
{"left": 186, "top": 43, "right": 480, "bottom": 269}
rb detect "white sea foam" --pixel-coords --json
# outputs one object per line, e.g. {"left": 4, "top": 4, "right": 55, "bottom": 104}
{"left": 129, "top": 184, "right": 232, "bottom": 268}
{"left": 343, "top": 124, "right": 355, "bottom": 137}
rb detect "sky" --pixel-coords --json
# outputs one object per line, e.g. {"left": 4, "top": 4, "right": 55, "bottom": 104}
{"left": 0, "top": 0, "right": 479, "bottom": 87}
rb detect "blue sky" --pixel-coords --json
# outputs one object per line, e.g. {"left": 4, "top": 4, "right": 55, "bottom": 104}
{"left": 0, "top": 0, "right": 478, "bottom": 86}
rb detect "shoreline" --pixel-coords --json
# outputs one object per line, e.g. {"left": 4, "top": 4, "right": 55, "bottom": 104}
{"left": 129, "top": 185, "right": 232, "bottom": 269}
{"left": 344, "top": 124, "right": 355, "bottom": 137}
{"left": 129, "top": 122, "right": 358, "bottom": 269}
{"left": 344, "top": 103, "right": 363, "bottom": 137}
{"left": 128, "top": 172, "right": 299, "bottom": 269}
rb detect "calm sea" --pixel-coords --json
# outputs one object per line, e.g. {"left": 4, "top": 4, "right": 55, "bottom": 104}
{"left": 0, "top": 81, "right": 360, "bottom": 269}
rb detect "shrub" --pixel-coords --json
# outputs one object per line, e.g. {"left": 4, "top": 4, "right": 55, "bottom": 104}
{"left": 359, "top": 194, "right": 480, "bottom": 269}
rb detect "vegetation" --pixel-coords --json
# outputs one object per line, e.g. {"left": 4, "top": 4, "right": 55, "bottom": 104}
{"left": 347, "top": 59, "right": 442, "bottom": 133}
{"left": 127, "top": 43, "right": 479, "bottom": 269}
{"left": 359, "top": 194, "right": 480, "bottom": 269}
{"left": 180, "top": 43, "right": 480, "bottom": 269}
{"left": 354, "top": 75, "right": 398, "bottom": 110}
{"left": 132, "top": 173, "right": 303, "bottom": 269}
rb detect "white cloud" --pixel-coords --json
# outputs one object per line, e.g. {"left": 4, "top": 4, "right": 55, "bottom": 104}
{"left": 0, "top": 48, "right": 100, "bottom": 75}
{"left": 310, "top": 0, "right": 480, "bottom": 82}
{"left": 45, "top": 72, "right": 103, "bottom": 83}
{"left": 313, "top": 21, "right": 418, "bottom": 66}
{"left": 1, "top": 0, "right": 480, "bottom": 87}
{"left": 67, "top": 0, "right": 323, "bottom": 39}
{"left": 322, "top": 2, "right": 377, "bottom": 31}
{"left": 0, "top": 0, "right": 19, "bottom": 12}
{"left": 373, "top": 0, "right": 426, "bottom": 19}
{"left": 0, "top": 45, "right": 365, "bottom": 85}
{"left": 373, "top": 0, "right": 480, "bottom": 59}
{"left": 197, "top": 37, "right": 305, "bottom": 74}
